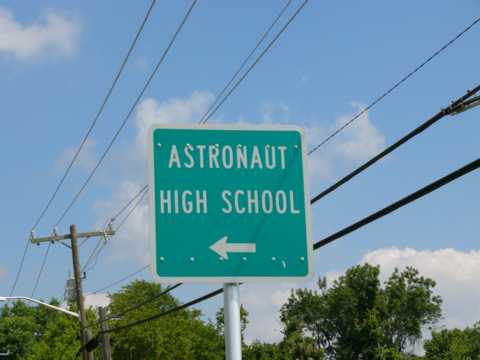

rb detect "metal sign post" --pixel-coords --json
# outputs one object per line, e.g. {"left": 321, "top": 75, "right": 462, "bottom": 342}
{"left": 223, "top": 283, "right": 241, "bottom": 360}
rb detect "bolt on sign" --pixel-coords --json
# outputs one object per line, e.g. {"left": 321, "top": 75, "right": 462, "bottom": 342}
{"left": 148, "top": 124, "right": 313, "bottom": 282}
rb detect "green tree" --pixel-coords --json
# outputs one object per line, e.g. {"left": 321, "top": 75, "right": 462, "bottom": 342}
{"left": 0, "top": 298, "right": 84, "bottom": 360}
{"left": 244, "top": 341, "right": 283, "bottom": 360}
{"left": 24, "top": 311, "right": 80, "bottom": 360}
{"left": 424, "top": 322, "right": 480, "bottom": 359}
{"left": 108, "top": 280, "right": 224, "bottom": 359}
{"left": 280, "top": 264, "right": 442, "bottom": 359}
{"left": 0, "top": 301, "right": 37, "bottom": 359}
{"left": 215, "top": 304, "right": 249, "bottom": 343}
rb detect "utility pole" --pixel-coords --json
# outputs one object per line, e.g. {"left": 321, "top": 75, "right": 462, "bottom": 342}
{"left": 70, "top": 225, "right": 93, "bottom": 360}
{"left": 98, "top": 307, "right": 112, "bottom": 360}
{"left": 31, "top": 224, "right": 115, "bottom": 360}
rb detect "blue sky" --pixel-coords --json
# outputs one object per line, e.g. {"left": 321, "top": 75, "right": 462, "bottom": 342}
{"left": 0, "top": 0, "right": 479, "bottom": 343}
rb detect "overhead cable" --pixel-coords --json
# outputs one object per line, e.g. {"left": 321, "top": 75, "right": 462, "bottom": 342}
{"left": 313, "top": 158, "right": 480, "bottom": 249}
{"left": 198, "top": 0, "right": 294, "bottom": 124}
{"left": 82, "top": 186, "right": 149, "bottom": 273}
{"left": 110, "top": 185, "right": 148, "bottom": 224}
{"left": 89, "top": 283, "right": 182, "bottom": 328}
{"left": 91, "top": 83, "right": 480, "bottom": 315}
{"left": 307, "top": 15, "right": 480, "bottom": 155}
{"left": 54, "top": 0, "right": 199, "bottom": 228}
{"left": 81, "top": 0, "right": 310, "bottom": 293}
{"left": 201, "top": 0, "right": 309, "bottom": 124}
{"left": 10, "top": 0, "right": 158, "bottom": 297}
{"left": 84, "top": 157, "right": 480, "bottom": 348}
{"left": 310, "top": 84, "right": 480, "bottom": 204}
{"left": 92, "top": 265, "right": 149, "bottom": 294}
{"left": 29, "top": 0, "right": 197, "bottom": 296}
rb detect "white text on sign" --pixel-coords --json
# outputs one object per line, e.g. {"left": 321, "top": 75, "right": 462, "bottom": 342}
{"left": 158, "top": 143, "right": 302, "bottom": 216}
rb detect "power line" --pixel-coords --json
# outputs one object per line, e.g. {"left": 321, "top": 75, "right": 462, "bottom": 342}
{"left": 107, "top": 81, "right": 479, "bottom": 270}
{"left": 54, "top": 0, "right": 199, "bottom": 228}
{"left": 10, "top": 0, "right": 157, "bottom": 297}
{"left": 86, "top": 83, "right": 480, "bottom": 315}
{"left": 119, "top": 8, "right": 479, "bottom": 221}
{"left": 88, "top": 80, "right": 480, "bottom": 320}
{"left": 82, "top": 286, "right": 223, "bottom": 353}
{"left": 34, "top": 0, "right": 158, "bottom": 232}
{"left": 27, "top": 0, "right": 198, "bottom": 297}
{"left": 93, "top": 265, "right": 149, "bottom": 294}
{"left": 314, "top": 158, "right": 480, "bottom": 249}
{"left": 107, "top": 0, "right": 309, "bottom": 219}
{"left": 77, "top": 6, "right": 480, "bottom": 342}
{"left": 307, "top": 15, "right": 480, "bottom": 155}
{"left": 9, "top": 238, "right": 32, "bottom": 296}
{"left": 83, "top": 157, "right": 479, "bottom": 347}
{"left": 21, "top": 4, "right": 480, "bottom": 300}
{"left": 97, "top": 11, "right": 480, "bottom": 241}
{"left": 81, "top": 84, "right": 480, "bottom": 347}
{"left": 81, "top": 234, "right": 107, "bottom": 273}
{"left": 79, "top": 0, "right": 309, "bottom": 288}
{"left": 310, "top": 84, "right": 480, "bottom": 204}
{"left": 116, "top": 188, "right": 149, "bottom": 231}
{"left": 201, "top": 0, "right": 310, "bottom": 124}
{"left": 91, "top": 86, "right": 465, "bottom": 291}
{"left": 82, "top": 186, "right": 149, "bottom": 273}
{"left": 110, "top": 185, "right": 148, "bottom": 224}
{"left": 106, "top": 283, "right": 181, "bottom": 322}
{"left": 198, "top": 0, "right": 294, "bottom": 124}
{"left": 106, "top": 287, "right": 223, "bottom": 335}
{"left": 31, "top": 243, "right": 52, "bottom": 297}
{"left": 89, "top": 283, "right": 182, "bottom": 329}
{"left": 83, "top": 188, "right": 181, "bottom": 326}
{"left": 80, "top": 10, "right": 480, "bottom": 344}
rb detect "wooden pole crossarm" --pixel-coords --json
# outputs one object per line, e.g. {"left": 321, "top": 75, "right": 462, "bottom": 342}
{"left": 31, "top": 230, "right": 115, "bottom": 245}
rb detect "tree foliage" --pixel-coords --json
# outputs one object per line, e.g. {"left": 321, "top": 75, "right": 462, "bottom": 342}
{"left": 3, "top": 265, "right": 474, "bottom": 359}
{"left": 215, "top": 304, "right": 249, "bottom": 342}
{"left": 424, "top": 322, "right": 480, "bottom": 359}
{"left": 108, "top": 280, "right": 224, "bottom": 359}
{"left": 0, "top": 299, "right": 82, "bottom": 360}
{"left": 279, "top": 264, "right": 442, "bottom": 359}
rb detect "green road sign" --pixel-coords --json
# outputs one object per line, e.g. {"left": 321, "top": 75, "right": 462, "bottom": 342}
{"left": 148, "top": 125, "right": 313, "bottom": 282}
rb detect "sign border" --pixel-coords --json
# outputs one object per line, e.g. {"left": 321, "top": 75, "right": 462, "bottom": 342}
{"left": 148, "top": 123, "right": 314, "bottom": 283}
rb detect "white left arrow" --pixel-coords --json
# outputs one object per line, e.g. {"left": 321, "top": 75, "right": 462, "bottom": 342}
{"left": 209, "top": 236, "right": 256, "bottom": 260}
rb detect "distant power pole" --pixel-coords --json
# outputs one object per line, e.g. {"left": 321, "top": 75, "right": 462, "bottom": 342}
{"left": 98, "top": 307, "right": 112, "bottom": 360}
{"left": 31, "top": 224, "right": 115, "bottom": 360}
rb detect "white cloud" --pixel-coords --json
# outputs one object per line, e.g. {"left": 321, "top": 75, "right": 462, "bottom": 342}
{"left": 85, "top": 292, "right": 110, "bottom": 309}
{"left": 242, "top": 284, "right": 289, "bottom": 343}
{"left": 363, "top": 247, "right": 480, "bottom": 330}
{"left": 135, "top": 91, "right": 214, "bottom": 154}
{"left": 94, "top": 181, "right": 150, "bottom": 265}
{"left": 334, "top": 102, "right": 387, "bottom": 162}
{"left": 134, "top": 56, "right": 149, "bottom": 72}
{"left": 241, "top": 272, "right": 338, "bottom": 344}
{"left": 241, "top": 280, "right": 317, "bottom": 343}
{"left": 305, "top": 102, "right": 386, "bottom": 181}
{"left": 258, "top": 101, "right": 386, "bottom": 181}
{"left": 0, "top": 7, "right": 81, "bottom": 61}
{"left": 56, "top": 138, "right": 96, "bottom": 173}
{"left": 260, "top": 102, "right": 290, "bottom": 124}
